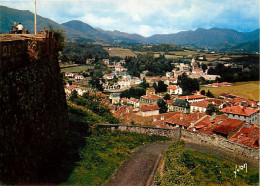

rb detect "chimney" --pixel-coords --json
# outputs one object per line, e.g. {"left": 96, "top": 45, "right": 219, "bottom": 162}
{"left": 161, "top": 116, "right": 165, "bottom": 121}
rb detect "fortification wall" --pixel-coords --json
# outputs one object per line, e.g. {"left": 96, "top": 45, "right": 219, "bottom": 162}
{"left": 98, "top": 124, "right": 259, "bottom": 161}
{"left": 181, "top": 130, "right": 259, "bottom": 160}
{"left": 0, "top": 32, "right": 68, "bottom": 183}
{"left": 100, "top": 125, "right": 181, "bottom": 139}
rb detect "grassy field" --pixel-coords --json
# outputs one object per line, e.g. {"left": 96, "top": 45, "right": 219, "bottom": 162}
{"left": 60, "top": 65, "right": 94, "bottom": 73}
{"left": 201, "top": 81, "right": 260, "bottom": 100}
{"left": 64, "top": 130, "right": 169, "bottom": 185}
{"left": 154, "top": 141, "right": 259, "bottom": 185}
{"left": 104, "top": 47, "right": 137, "bottom": 58}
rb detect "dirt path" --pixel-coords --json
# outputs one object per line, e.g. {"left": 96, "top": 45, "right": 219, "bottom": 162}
{"left": 108, "top": 141, "right": 172, "bottom": 186}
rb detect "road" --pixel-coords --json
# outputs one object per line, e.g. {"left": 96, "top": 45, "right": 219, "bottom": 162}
{"left": 108, "top": 141, "right": 172, "bottom": 186}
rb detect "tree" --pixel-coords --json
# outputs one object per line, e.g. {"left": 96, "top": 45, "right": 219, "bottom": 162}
{"left": 158, "top": 100, "right": 168, "bottom": 113}
{"left": 164, "top": 93, "right": 171, "bottom": 100}
{"left": 90, "top": 77, "right": 104, "bottom": 91}
{"left": 202, "top": 63, "right": 208, "bottom": 72}
{"left": 139, "top": 81, "right": 149, "bottom": 89}
{"left": 157, "top": 80, "right": 168, "bottom": 93}
{"left": 70, "top": 90, "right": 78, "bottom": 101}
{"left": 206, "top": 104, "right": 219, "bottom": 115}
{"left": 200, "top": 90, "right": 206, "bottom": 95}
{"left": 178, "top": 73, "right": 199, "bottom": 94}
{"left": 206, "top": 90, "right": 214, "bottom": 98}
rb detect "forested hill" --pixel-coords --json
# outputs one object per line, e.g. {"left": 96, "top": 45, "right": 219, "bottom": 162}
{"left": 147, "top": 28, "right": 259, "bottom": 46}
{"left": 1, "top": 5, "right": 259, "bottom": 51}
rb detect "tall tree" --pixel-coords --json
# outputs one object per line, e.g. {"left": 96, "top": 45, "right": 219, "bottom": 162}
{"left": 158, "top": 100, "right": 168, "bottom": 113}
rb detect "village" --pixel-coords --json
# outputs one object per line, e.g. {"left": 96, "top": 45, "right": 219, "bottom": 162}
{"left": 63, "top": 56, "right": 259, "bottom": 150}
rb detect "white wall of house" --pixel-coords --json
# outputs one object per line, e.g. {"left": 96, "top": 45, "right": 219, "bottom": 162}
{"left": 190, "top": 106, "right": 207, "bottom": 113}
{"left": 225, "top": 112, "right": 258, "bottom": 124}
{"left": 139, "top": 110, "right": 159, "bottom": 117}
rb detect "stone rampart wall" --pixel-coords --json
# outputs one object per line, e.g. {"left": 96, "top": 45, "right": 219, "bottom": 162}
{"left": 98, "top": 124, "right": 259, "bottom": 160}
{"left": 0, "top": 32, "right": 68, "bottom": 183}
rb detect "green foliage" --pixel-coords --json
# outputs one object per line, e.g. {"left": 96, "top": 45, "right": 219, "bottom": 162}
{"left": 65, "top": 130, "right": 169, "bottom": 185}
{"left": 62, "top": 42, "right": 109, "bottom": 64}
{"left": 157, "top": 81, "right": 168, "bottom": 93}
{"left": 49, "top": 25, "right": 65, "bottom": 50}
{"left": 155, "top": 141, "right": 259, "bottom": 186}
{"left": 178, "top": 73, "right": 199, "bottom": 94}
{"left": 124, "top": 55, "right": 174, "bottom": 77}
{"left": 120, "top": 87, "right": 146, "bottom": 99}
{"left": 200, "top": 90, "right": 206, "bottom": 95}
{"left": 138, "top": 81, "right": 150, "bottom": 89}
{"left": 206, "top": 90, "right": 214, "bottom": 98}
{"left": 208, "top": 55, "right": 259, "bottom": 82}
{"left": 163, "top": 93, "right": 171, "bottom": 100}
{"left": 70, "top": 94, "right": 119, "bottom": 124}
{"left": 70, "top": 90, "right": 78, "bottom": 101}
{"left": 206, "top": 104, "right": 220, "bottom": 115}
{"left": 158, "top": 100, "right": 168, "bottom": 113}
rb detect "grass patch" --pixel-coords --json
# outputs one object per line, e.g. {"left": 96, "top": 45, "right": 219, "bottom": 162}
{"left": 64, "top": 130, "right": 169, "bottom": 185}
{"left": 104, "top": 47, "right": 137, "bottom": 58}
{"left": 60, "top": 65, "right": 94, "bottom": 73}
{"left": 154, "top": 140, "right": 259, "bottom": 185}
{"left": 201, "top": 81, "right": 260, "bottom": 100}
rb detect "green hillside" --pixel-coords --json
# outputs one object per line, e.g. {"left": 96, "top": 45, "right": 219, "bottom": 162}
{"left": 0, "top": 6, "right": 88, "bottom": 39}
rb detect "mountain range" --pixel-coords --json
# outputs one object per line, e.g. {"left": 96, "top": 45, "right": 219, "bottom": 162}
{"left": 0, "top": 5, "right": 259, "bottom": 52}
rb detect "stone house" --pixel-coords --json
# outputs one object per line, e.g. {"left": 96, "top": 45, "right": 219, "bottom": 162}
{"left": 220, "top": 106, "right": 258, "bottom": 124}
{"left": 169, "top": 98, "right": 190, "bottom": 113}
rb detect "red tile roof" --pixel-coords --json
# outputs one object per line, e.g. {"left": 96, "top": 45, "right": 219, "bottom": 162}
{"left": 169, "top": 78, "right": 177, "bottom": 81}
{"left": 230, "top": 125, "right": 259, "bottom": 149}
{"left": 220, "top": 106, "right": 258, "bottom": 116}
{"left": 166, "top": 100, "right": 174, "bottom": 105}
{"left": 207, "top": 98, "right": 225, "bottom": 106}
{"left": 141, "top": 95, "right": 163, "bottom": 100}
{"left": 166, "top": 112, "right": 206, "bottom": 127}
{"left": 213, "top": 119, "right": 243, "bottom": 135}
{"left": 130, "top": 97, "right": 138, "bottom": 102}
{"left": 168, "top": 85, "right": 178, "bottom": 90}
{"left": 194, "top": 114, "right": 229, "bottom": 135}
{"left": 179, "top": 95, "right": 207, "bottom": 100}
{"left": 191, "top": 100, "right": 211, "bottom": 108}
{"left": 153, "top": 112, "right": 181, "bottom": 121}
{"left": 121, "top": 98, "right": 128, "bottom": 102}
{"left": 141, "top": 105, "right": 160, "bottom": 112}
{"left": 230, "top": 124, "right": 255, "bottom": 139}
{"left": 66, "top": 85, "right": 77, "bottom": 90}
{"left": 91, "top": 92, "right": 109, "bottom": 98}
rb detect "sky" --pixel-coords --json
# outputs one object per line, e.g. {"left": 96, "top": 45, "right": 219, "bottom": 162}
{"left": 1, "top": 0, "right": 259, "bottom": 37}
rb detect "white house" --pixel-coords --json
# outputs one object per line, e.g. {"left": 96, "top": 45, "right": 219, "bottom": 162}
{"left": 167, "top": 85, "right": 183, "bottom": 95}
{"left": 179, "top": 95, "right": 207, "bottom": 103}
{"left": 103, "top": 73, "right": 114, "bottom": 80}
{"left": 190, "top": 100, "right": 211, "bottom": 113}
{"left": 74, "top": 75, "right": 84, "bottom": 81}
{"left": 138, "top": 105, "right": 160, "bottom": 117}
{"left": 129, "top": 97, "right": 140, "bottom": 108}
{"left": 220, "top": 106, "right": 258, "bottom": 124}
{"left": 109, "top": 93, "right": 120, "bottom": 104}
{"left": 65, "top": 72, "right": 74, "bottom": 78}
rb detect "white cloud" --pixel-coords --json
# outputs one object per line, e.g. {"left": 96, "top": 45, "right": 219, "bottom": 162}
{"left": 1, "top": 0, "right": 259, "bottom": 36}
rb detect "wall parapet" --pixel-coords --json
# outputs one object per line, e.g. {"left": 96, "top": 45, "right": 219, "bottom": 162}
{"left": 98, "top": 124, "right": 259, "bottom": 160}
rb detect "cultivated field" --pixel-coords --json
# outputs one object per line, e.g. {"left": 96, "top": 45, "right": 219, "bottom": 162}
{"left": 104, "top": 47, "right": 137, "bottom": 58}
{"left": 61, "top": 65, "right": 94, "bottom": 73}
{"left": 201, "top": 81, "right": 260, "bottom": 100}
